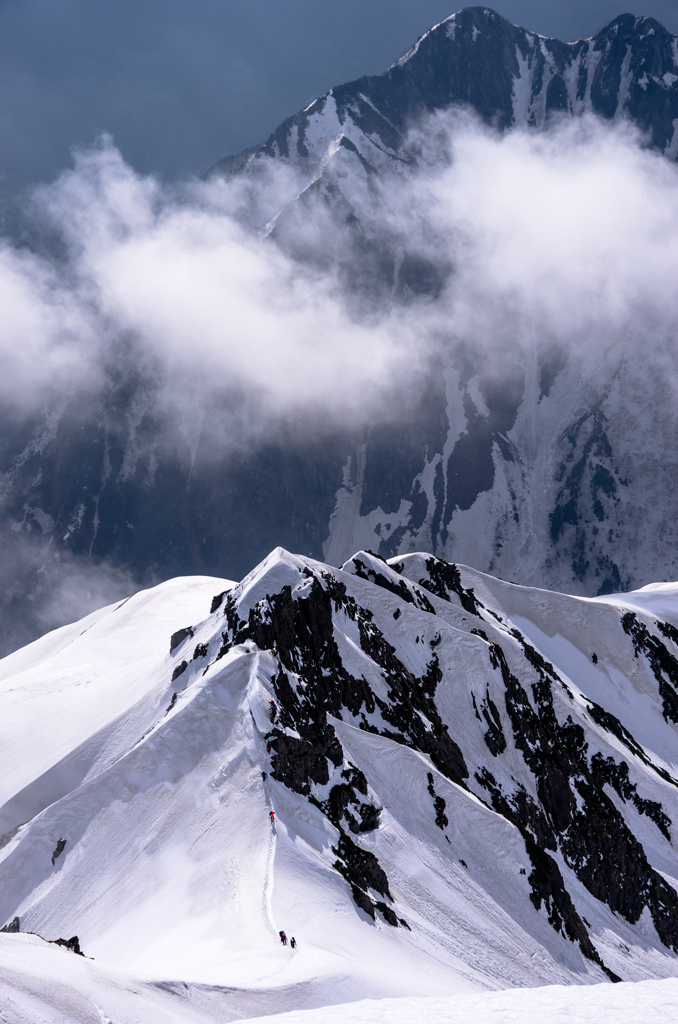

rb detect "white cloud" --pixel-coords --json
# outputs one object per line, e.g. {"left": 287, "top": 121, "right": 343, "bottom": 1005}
{"left": 396, "top": 113, "right": 678, "bottom": 368}
{"left": 1, "top": 115, "right": 678, "bottom": 434}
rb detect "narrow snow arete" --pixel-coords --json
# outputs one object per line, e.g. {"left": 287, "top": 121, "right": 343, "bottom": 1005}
{"left": 1, "top": 549, "right": 678, "bottom": 1019}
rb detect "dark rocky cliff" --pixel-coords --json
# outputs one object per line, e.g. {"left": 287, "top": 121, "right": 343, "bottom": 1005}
{"left": 211, "top": 7, "right": 678, "bottom": 180}
{"left": 179, "top": 547, "right": 678, "bottom": 979}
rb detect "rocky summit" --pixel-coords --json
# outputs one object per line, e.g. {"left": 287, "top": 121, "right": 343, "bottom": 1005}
{"left": 2, "top": 549, "right": 678, "bottom": 1013}
{"left": 211, "top": 6, "right": 678, "bottom": 182}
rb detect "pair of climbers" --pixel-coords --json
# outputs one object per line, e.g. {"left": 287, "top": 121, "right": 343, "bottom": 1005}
{"left": 268, "top": 699, "right": 277, "bottom": 722}
{"left": 278, "top": 931, "right": 297, "bottom": 948}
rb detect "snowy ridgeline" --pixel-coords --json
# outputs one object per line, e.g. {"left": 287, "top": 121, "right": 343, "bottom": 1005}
{"left": 1, "top": 548, "right": 678, "bottom": 1021}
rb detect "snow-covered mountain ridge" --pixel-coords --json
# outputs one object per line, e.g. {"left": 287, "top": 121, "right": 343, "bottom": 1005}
{"left": 210, "top": 7, "right": 678, "bottom": 189}
{"left": 2, "top": 547, "right": 678, "bottom": 1020}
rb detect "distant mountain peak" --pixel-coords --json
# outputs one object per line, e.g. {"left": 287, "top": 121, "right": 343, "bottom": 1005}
{"left": 209, "top": 5, "right": 678, "bottom": 184}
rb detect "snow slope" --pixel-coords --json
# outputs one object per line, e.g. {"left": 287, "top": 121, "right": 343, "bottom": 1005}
{"left": 1, "top": 550, "right": 678, "bottom": 1020}
{"left": 0, "top": 576, "right": 236, "bottom": 845}
{"left": 1, "top": 934, "right": 677, "bottom": 1024}
{"left": 239, "top": 978, "right": 678, "bottom": 1024}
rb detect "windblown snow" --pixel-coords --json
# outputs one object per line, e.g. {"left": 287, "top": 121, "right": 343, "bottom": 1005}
{"left": 1, "top": 548, "right": 678, "bottom": 1022}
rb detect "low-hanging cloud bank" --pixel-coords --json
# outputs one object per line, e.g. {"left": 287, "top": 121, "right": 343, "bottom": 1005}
{"left": 420, "top": 114, "right": 678, "bottom": 359}
{"left": 19, "top": 138, "right": 419, "bottom": 428}
{"left": 3, "top": 114, "right": 678, "bottom": 436}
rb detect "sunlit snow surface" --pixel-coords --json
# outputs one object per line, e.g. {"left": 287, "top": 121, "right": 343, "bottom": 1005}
{"left": 1, "top": 553, "right": 678, "bottom": 1022}
{"left": 0, "top": 935, "right": 677, "bottom": 1023}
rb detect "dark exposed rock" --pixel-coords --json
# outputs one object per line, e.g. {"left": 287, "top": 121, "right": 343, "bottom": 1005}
{"left": 170, "top": 626, "right": 194, "bottom": 654}
{"left": 478, "top": 687, "right": 506, "bottom": 756}
{"left": 522, "top": 832, "right": 620, "bottom": 982}
{"left": 591, "top": 753, "right": 672, "bottom": 841}
{"left": 493, "top": 629, "right": 678, "bottom": 954}
{"left": 333, "top": 832, "right": 391, "bottom": 900}
{"left": 357, "top": 624, "right": 468, "bottom": 786}
{"left": 374, "top": 901, "right": 400, "bottom": 927}
{"left": 210, "top": 591, "right": 230, "bottom": 614}
{"left": 585, "top": 698, "right": 678, "bottom": 791}
{"left": 171, "top": 661, "right": 187, "bottom": 682}
{"left": 52, "top": 935, "right": 84, "bottom": 956}
{"left": 415, "top": 557, "right": 482, "bottom": 616}
{"left": 0, "top": 919, "right": 86, "bottom": 956}
{"left": 622, "top": 612, "right": 678, "bottom": 724}
{"left": 316, "top": 766, "right": 381, "bottom": 835}
{"left": 427, "top": 771, "right": 449, "bottom": 830}
{"left": 548, "top": 411, "right": 626, "bottom": 592}
{"left": 51, "top": 838, "right": 66, "bottom": 866}
{"left": 271, "top": 716, "right": 343, "bottom": 796}
{"left": 210, "top": 550, "right": 678, "bottom": 963}
{"left": 657, "top": 619, "right": 678, "bottom": 646}
{"left": 345, "top": 554, "right": 435, "bottom": 613}
{"left": 346, "top": 882, "right": 376, "bottom": 919}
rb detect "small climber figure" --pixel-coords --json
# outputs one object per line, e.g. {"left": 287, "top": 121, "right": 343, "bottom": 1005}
{"left": 270, "top": 810, "right": 275, "bottom": 823}
{"left": 279, "top": 930, "right": 287, "bottom": 945}
{"left": 267, "top": 744, "right": 272, "bottom": 754}
{"left": 262, "top": 771, "right": 267, "bottom": 781}
{"left": 290, "top": 937, "right": 296, "bottom": 949}
{"left": 269, "top": 701, "right": 277, "bottom": 722}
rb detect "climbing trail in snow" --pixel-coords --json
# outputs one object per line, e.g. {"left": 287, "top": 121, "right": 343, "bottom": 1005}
{"left": 2, "top": 550, "right": 678, "bottom": 1019}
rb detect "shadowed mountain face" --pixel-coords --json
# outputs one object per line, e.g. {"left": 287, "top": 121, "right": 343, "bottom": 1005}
{"left": 211, "top": 6, "right": 678, "bottom": 181}
{"left": 3, "top": 8, "right": 678, "bottom": 654}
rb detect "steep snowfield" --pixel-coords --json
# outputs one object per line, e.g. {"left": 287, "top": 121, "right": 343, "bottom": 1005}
{"left": 1, "top": 550, "right": 678, "bottom": 1021}
{"left": 0, "top": 576, "right": 236, "bottom": 843}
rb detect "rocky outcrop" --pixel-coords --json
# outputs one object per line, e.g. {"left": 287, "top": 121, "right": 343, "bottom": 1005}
{"left": 200, "top": 548, "right": 678, "bottom": 976}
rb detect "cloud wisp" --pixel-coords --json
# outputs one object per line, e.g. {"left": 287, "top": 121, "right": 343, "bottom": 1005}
{"left": 2, "top": 115, "right": 678, "bottom": 434}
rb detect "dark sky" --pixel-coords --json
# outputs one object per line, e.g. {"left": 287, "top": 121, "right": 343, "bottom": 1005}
{"left": 0, "top": 1, "right": 677, "bottom": 190}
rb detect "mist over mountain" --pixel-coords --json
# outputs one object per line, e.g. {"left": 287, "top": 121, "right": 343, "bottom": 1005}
{"left": 2, "top": 8, "right": 678, "bottom": 653}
